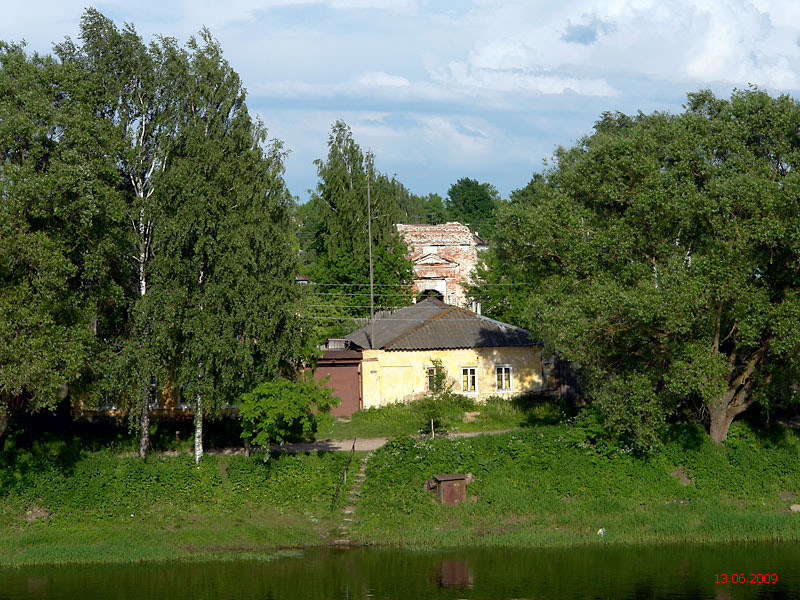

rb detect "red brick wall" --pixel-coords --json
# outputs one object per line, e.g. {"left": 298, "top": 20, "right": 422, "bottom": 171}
{"left": 397, "top": 222, "right": 479, "bottom": 307}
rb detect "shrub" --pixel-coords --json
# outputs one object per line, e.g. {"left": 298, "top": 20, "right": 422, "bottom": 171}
{"left": 239, "top": 375, "right": 339, "bottom": 449}
{"left": 411, "top": 359, "right": 475, "bottom": 436}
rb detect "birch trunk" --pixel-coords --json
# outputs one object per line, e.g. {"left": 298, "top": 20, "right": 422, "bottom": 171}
{"left": 137, "top": 245, "right": 149, "bottom": 458}
{"left": 193, "top": 268, "right": 205, "bottom": 466}
{"left": 139, "top": 399, "right": 150, "bottom": 458}
{"left": 135, "top": 214, "right": 151, "bottom": 459}
{"left": 194, "top": 394, "right": 203, "bottom": 464}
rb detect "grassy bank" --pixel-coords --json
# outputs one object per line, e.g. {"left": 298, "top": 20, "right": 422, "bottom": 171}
{"left": 315, "top": 394, "right": 565, "bottom": 439}
{"left": 3, "top": 420, "right": 800, "bottom": 566}
{"left": 0, "top": 441, "right": 350, "bottom": 567}
{"left": 354, "top": 422, "right": 800, "bottom": 548}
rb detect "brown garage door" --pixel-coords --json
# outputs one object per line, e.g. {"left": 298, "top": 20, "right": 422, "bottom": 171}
{"left": 314, "top": 350, "right": 362, "bottom": 417}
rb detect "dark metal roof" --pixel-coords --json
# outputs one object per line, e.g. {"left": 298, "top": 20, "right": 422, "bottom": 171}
{"left": 318, "top": 349, "right": 362, "bottom": 363}
{"left": 433, "top": 473, "right": 468, "bottom": 482}
{"left": 345, "top": 297, "right": 538, "bottom": 351}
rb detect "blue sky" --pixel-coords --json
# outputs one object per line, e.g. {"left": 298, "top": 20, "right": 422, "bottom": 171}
{"left": 4, "top": 1, "right": 800, "bottom": 202}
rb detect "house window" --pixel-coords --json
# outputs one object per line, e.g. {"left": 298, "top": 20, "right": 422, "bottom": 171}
{"left": 426, "top": 367, "right": 436, "bottom": 391}
{"left": 461, "top": 367, "right": 477, "bottom": 393}
{"left": 496, "top": 365, "right": 513, "bottom": 391}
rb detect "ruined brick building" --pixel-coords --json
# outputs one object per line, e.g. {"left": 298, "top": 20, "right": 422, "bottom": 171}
{"left": 396, "top": 222, "right": 487, "bottom": 309}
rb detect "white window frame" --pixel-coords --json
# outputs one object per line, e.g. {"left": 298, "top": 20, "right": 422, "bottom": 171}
{"left": 495, "top": 364, "right": 513, "bottom": 392}
{"left": 461, "top": 367, "right": 478, "bottom": 393}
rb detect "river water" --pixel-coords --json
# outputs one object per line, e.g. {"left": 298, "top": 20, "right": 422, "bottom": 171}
{"left": 2, "top": 543, "right": 799, "bottom": 599}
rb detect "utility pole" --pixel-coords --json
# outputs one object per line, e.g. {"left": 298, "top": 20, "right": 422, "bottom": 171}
{"left": 367, "top": 156, "right": 375, "bottom": 348}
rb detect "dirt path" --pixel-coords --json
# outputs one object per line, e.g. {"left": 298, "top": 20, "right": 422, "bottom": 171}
{"left": 269, "top": 437, "right": 388, "bottom": 453}
{"left": 332, "top": 452, "right": 371, "bottom": 546}
{"left": 267, "top": 428, "right": 519, "bottom": 453}
{"left": 129, "top": 428, "right": 521, "bottom": 457}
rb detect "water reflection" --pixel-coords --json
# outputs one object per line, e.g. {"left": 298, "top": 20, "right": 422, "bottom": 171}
{"left": 1, "top": 543, "right": 799, "bottom": 599}
{"left": 429, "top": 558, "right": 474, "bottom": 589}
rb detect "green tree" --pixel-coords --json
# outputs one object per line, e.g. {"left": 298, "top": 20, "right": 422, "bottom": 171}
{"left": 422, "top": 193, "right": 448, "bottom": 224}
{"left": 238, "top": 375, "right": 339, "bottom": 454}
{"left": 446, "top": 177, "right": 500, "bottom": 239}
{"left": 308, "top": 121, "right": 413, "bottom": 330}
{"left": 0, "top": 43, "right": 126, "bottom": 448}
{"left": 56, "top": 10, "right": 184, "bottom": 457}
{"left": 492, "top": 89, "right": 800, "bottom": 447}
{"left": 412, "top": 358, "right": 464, "bottom": 437}
{"left": 57, "top": 11, "right": 304, "bottom": 461}
{"left": 155, "top": 32, "right": 302, "bottom": 463}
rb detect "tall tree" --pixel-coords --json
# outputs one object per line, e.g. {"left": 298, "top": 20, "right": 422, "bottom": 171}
{"left": 446, "top": 177, "right": 500, "bottom": 239}
{"left": 490, "top": 89, "right": 800, "bottom": 448}
{"left": 155, "top": 32, "right": 302, "bottom": 464}
{"left": 56, "top": 10, "right": 183, "bottom": 457}
{"left": 0, "top": 43, "right": 126, "bottom": 448}
{"left": 421, "top": 193, "right": 448, "bottom": 224}
{"left": 309, "top": 121, "right": 413, "bottom": 327}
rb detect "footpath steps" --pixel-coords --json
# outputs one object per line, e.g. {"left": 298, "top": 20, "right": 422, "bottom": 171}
{"left": 331, "top": 453, "right": 370, "bottom": 546}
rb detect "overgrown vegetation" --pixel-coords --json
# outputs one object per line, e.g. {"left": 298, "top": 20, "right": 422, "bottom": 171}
{"left": 355, "top": 423, "right": 800, "bottom": 547}
{"left": 239, "top": 376, "right": 339, "bottom": 450}
{"left": 4, "top": 417, "right": 800, "bottom": 565}
{"left": 316, "top": 395, "right": 569, "bottom": 439}
{"left": 0, "top": 438, "right": 348, "bottom": 566}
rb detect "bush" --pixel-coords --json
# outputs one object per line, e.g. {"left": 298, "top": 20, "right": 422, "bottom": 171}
{"left": 411, "top": 359, "right": 475, "bottom": 436}
{"left": 239, "top": 375, "right": 339, "bottom": 448}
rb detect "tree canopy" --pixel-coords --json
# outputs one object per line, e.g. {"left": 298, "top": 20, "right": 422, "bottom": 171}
{"left": 150, "top": 31, "right": 302, "bottom": 463}
{"left": 302, "top": 121, "right": 413, "bottom": 333}
{"left": 446, "top": 177, "right": 500, "bottom": 239}
{"left": 479, "top": 88, "right": 800, "bottom": 448}
{"left": 0, "top": 42, "right": 126, "bottom": 447}
{"left": 1, "top": 11, "right": 304, "bottom": 456}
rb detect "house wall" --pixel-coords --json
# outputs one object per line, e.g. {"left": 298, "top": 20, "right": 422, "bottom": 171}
{"left": 360, "top": 346, "right": 543, "bottom": 408}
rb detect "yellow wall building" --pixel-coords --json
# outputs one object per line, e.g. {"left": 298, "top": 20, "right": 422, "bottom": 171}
{"left": 345, "top": 297, "right": 543, "bottom": 408}
{"left": 360, "top": 346, "right": 542, "bottom": 407}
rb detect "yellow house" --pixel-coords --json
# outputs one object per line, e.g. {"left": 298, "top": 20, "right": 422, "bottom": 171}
{"left": 345, "top": 297, "right": 543, "bottom": 408}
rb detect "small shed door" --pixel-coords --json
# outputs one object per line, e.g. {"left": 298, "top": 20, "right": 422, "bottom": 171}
{"left": 314, "top": 362, "right": 361, "bottom": 417}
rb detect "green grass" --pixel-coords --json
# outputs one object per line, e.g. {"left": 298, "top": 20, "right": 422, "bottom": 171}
{"left": 353, "top": 421, "right": 800, "bottom": 548}
{"left": 315, "top": 394, "right": 567, "bottom": 439}
{"left": 0, "top": 442, "right": 350, "bottom": 567}
{"left": 5, "top": 417, "right": 800, "bottom": 566}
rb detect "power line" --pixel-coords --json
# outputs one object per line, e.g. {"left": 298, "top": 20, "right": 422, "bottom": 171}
{"left": 302, "top": 315, "right": 529, "bottom": 322}
{"left": 308, "top": 291, "right": 496, "bottom": 298}
{"left": 307, "top": 304, "right": 411, "bottom": 309}
{"left": 305, "top": 282, "right": 534, "bottom": 287}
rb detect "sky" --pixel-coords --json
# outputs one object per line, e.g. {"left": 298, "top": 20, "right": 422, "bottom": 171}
{"left": 4, "top": 1, "right": 800, "bottom": 202}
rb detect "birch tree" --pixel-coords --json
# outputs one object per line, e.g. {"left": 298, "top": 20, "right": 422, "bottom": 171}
{"left": 308, "top": 121, "right": 413, "bottom": 320}
{"left": 56, "top": 11, "right": 182, "bottom": 457}
{"left": 155, "top": 32, "right": 303, "bottom": 464}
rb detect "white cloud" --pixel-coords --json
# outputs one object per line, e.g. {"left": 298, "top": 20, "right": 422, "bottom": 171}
{"left": 435, "top": 62, "right": 618, "bottom": 96}
{"left": 355, "top": 71, "right": 411, "bottom": 87}
{"left": 9, "top": 0, "right": 800, "bottom": 201}
{"left": 456, "top": 0, "right": 800, "bottom": 90}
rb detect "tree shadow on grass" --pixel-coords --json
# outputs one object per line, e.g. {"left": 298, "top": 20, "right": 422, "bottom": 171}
{"left": 0, "top": 426, "right": 86, "bottom": 498}
{"left": 746, "top": 422, "right": 796, "bottom": 450}
{"left": 513, "top": 394, "right": 574, "bottom": 427}
{"left": 662, "top": 423, "right": 706, "bottom": 452}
